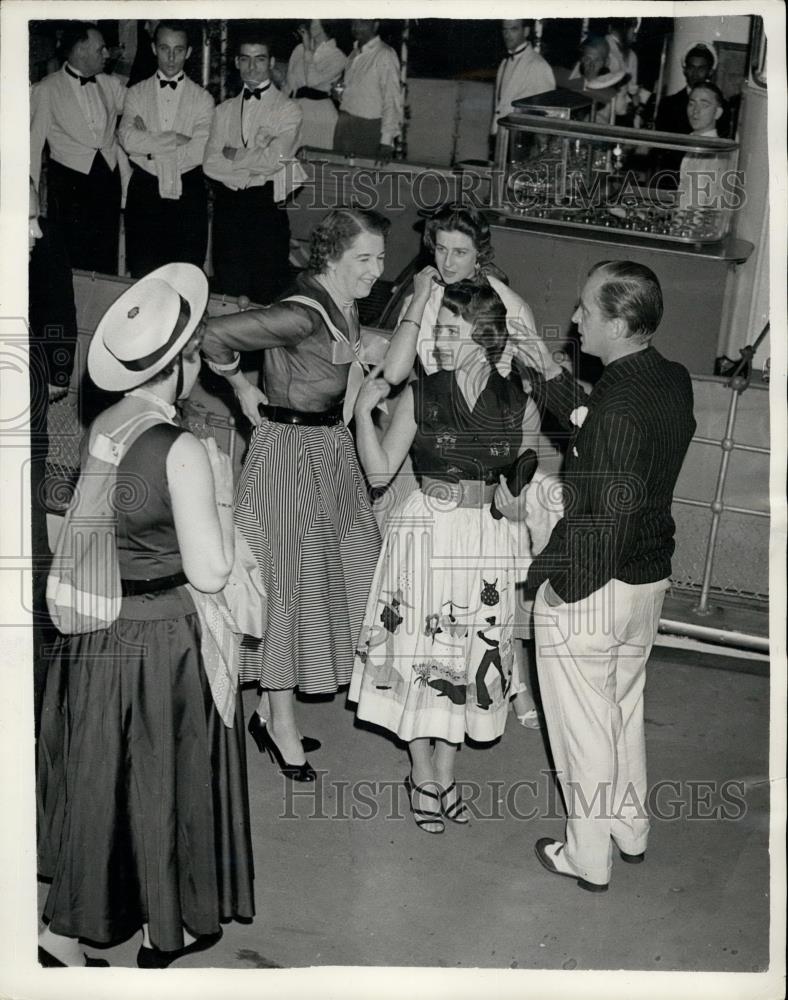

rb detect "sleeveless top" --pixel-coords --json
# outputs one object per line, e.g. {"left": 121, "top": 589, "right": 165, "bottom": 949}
{"left": 115, "top": 423, "right": 187, "bottom": 581}
{"left": 410, "top": 369, "right": 528, "bottom": 485}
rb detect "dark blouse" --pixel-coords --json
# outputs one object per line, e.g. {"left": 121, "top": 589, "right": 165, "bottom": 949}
{"left": 116, "top": 423, "right": 186, "bottom": 581}
{"left": 201, "top": 273, "right": 360, "bottom": 412}
{"left": 410, "top": 369, "right": 528, "bottom": 485}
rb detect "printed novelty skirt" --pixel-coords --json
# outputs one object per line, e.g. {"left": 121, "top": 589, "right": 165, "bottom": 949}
{"left": 349, "top": 488, "right": 531, "bottom": 744}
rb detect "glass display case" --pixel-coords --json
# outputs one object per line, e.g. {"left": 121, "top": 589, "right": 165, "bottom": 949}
{"left": 492, "top": 113, "right": 741, "bottom": 245}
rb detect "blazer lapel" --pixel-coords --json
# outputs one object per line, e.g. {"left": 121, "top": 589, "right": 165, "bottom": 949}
{"left": 146, "top": 76, "right": 163, "bottom": 132}
{"left": 226, "top": 93, "right": 245, "bottom": 149}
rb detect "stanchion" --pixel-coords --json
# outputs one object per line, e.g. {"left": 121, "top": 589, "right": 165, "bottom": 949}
{"left": 694, "top": 323, "right": 769, "bottom": 614}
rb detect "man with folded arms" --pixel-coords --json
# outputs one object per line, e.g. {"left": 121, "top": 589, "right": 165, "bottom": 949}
{"left": 203, "top": 28, "right": 305, "bottom": 305}
{"left": 119, "top": 20, "right": 214, "bottom": 277}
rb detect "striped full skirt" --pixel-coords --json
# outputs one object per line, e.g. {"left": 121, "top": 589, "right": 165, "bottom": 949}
{"left": 235, "top": 419, "right": 381, "bottom": 693}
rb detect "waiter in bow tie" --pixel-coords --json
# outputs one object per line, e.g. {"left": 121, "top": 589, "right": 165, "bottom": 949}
{"left": 119, "top": 20, "right": 215, "bottom": 278}
{"left": 30, "top": 21, "right": 126, "bottom": 273}
{"left": 203, "top": 28, "right": 306, "bottom": 306}
{"left": 490, "top": 19, "right": 555, "bottom": 158}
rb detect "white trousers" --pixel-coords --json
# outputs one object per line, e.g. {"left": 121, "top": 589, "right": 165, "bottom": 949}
{"left": 533, "top": 577, "right": 668, "bottom": 884}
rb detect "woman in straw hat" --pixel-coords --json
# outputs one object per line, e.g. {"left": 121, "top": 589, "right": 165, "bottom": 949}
{"left": 201, "top": 207, "right": 387, "bottom": 781}
{"left": 37, "top": 264, "right": 255, "bottom": 967}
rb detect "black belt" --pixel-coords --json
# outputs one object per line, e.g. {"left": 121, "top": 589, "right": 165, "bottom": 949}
{"left": 261, "top": 404, "right": 343, "bottom": 427}
{"left": 121, "top": 571, "right": 188, "bottom": 596}
{"left": 295, "top": 86, "right": 332, "bottom": 101}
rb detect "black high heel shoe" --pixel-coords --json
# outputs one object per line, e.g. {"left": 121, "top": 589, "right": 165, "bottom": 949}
{"left": 136, "top": 930, "right": 222, "bottom": 969}
{"left": 248, "top": 711, "right": 321, "bottom": 754}
{"left": 253, "top": 721, "right": 316, "bottom": 782}
{"left": 38, "top": 946, "right": 109, "bottom": 967}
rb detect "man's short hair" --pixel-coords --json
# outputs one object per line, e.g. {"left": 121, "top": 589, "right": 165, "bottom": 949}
{"left": 581, "top": 34, "right": 610, "bottom": 56}
{"left": 688, "top": 81, "right": 726, "bottom": 108}
{"left": 153, "top": 20, "right": 193, "bottom": 48}
{"left": 234, "top": 24, "right": 274, "bottom": 56}
{"left": 60, "top": 21, "right": 99, "bottom": 58}
{"left": 685, "top": 44, "right": 715, "bottom": 68}
{"left": 588, "top": 261, "right": 664, "bottom": 340}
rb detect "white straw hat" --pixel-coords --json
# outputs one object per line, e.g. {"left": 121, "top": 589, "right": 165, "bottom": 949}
{"left": 88, "top": 263, "right": 209, "bottom": 391}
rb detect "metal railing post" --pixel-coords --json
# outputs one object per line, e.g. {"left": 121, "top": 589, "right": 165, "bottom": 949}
{"left": 694, "top": 323, "right": 769, "bottom": 614}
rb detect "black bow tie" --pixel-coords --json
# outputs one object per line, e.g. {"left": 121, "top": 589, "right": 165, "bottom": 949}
{"left": 243, "top": 84, "right": 269, "bottom": 101}
{"left": 159, "top": 76, "right": 182, "bottom": 90}
{"left": 66, "top": 65, "right": 96, "bottom": 85}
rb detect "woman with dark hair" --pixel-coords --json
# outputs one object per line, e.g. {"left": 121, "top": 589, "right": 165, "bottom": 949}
{"left": 38, "top": 264, "right": 255, "bottom": 967}
{"left": 383, "top": 203, "right": 551, "bottom": 729}
{"left": 350, "top": 281, "right": 560, "bottom": 833}
{"left": 201, "top": 208, "right": 387, "bottom": 779}
{"left": 287, "top": 19, "right": 346, "bottom": 150}
{"left": 384, "top": 204, "right": 543, "bottom": 392}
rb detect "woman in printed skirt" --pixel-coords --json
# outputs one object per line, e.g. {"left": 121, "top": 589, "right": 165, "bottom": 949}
{"left": 383, "top": 203, "right": 551, "bottom": 730}
{"left": 37, "top": 264, "right": 255, "bottom": 967}
{"left": 349, "top": 281, "right": 558, "bottom": 833}
{"left": 201, "top": 208, "right": 387, "bottom": 780}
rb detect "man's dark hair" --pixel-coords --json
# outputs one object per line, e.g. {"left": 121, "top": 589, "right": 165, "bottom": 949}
{"left": 588, "top": 261, "right": 664, "bottom": 340}
{"left": 234, "top": 24, "right": 274, "bottom": 56}
{"left": 688, "top": 81, "right": 726, "bottom": 109}
{"left": 685, "top": 44, "right": 715, "bottom": 68}
{"left": 153, "top": 20, "right": 193, "bottom": 48}
{"left": 60, "top": 21, "right": 99, "bottom": 58}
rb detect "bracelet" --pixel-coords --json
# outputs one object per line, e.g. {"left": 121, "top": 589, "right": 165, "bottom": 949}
{"left": 216, "top": 501, "right": 233, "bottom": 509}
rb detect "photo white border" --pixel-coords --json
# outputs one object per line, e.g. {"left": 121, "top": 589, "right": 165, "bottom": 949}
{"left": 1, "top": 2, "right": 785, "bottom": 998}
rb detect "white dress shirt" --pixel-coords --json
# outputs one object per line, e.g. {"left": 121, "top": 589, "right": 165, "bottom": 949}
{"left": 66, "top": 62, "right": 108, "bottom": 137}
{"left": 203, "top": 85, "right": 306, "bottom": 201}
{"left": 155, "top": 71, "right": 185, "bottom": 131}
{"left": 287, "top": 39, "right": 346, "bottom": 95}
{"left": 339, "top": 36, "right": 403, "bottom": 145}
{"left": 491, "top": 43, "right": 556, "bottom": 135}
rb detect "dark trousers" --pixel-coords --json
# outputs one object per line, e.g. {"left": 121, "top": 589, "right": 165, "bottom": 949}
{"left": 125, "top": 165, "right": 209, "bottom": 278}
{"left": 333, "top": 111, "right": 382, "bottom": 158}
{"left": 211, "top": 183, "right": 290, "bottom": 305}
{"left": 46, "top": 153, "right": 121, "bottom": 274}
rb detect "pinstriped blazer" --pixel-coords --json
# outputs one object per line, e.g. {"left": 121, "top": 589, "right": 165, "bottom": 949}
{"left": 525, "top": 346, "right": 696, "bottom": 603}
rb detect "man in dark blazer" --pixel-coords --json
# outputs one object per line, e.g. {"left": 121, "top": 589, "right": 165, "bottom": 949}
{"left": 500, "top": 261, "right": 696, "bottom": 892}
{"left": 30, "top": 21, "right": 126, "bottom": 273}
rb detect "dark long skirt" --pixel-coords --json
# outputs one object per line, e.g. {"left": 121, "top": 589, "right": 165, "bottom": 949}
{"left": 37, "top": 588, "right": 254, "bottom": 952}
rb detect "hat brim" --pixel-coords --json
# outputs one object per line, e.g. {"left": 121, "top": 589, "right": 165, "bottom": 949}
{"left": 88, "top": 263, "right": 209, "bottom": 392}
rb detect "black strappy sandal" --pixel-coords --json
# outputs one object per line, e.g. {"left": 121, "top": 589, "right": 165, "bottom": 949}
{"left": 439, "top": 782, "right": 470, "bottom": 825}
{"left": 404, "top": 775, "right": 445, "bottom": 834}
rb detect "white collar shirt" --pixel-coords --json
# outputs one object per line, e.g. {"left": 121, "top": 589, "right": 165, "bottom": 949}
{"left": 155, "top": 71, "right": 185, "bottom": 131}
{"left": 340, "top": 36, "right": 403, "bottom": 145}
{"left": 240, "top": 80, "right": 273, "bottom": 147}
{"left": 65, "top": 61, "right": 107, "bottom": 138}
{"left": 492, "top": 44, "right": 555, "bottom": 134}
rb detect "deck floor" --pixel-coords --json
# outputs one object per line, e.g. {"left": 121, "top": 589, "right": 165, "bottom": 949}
{"left": 39, "top": 644, "right": 776, "bottom": 988}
